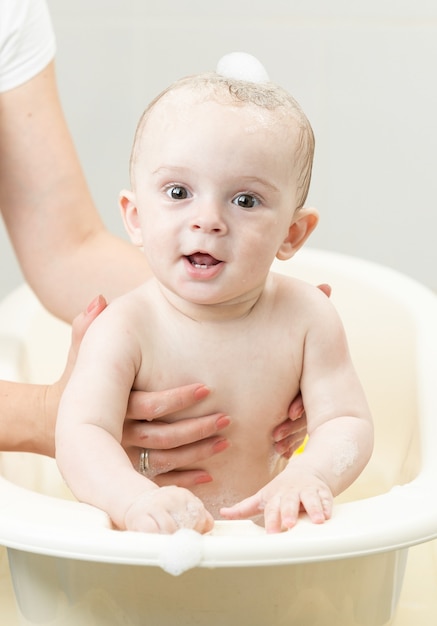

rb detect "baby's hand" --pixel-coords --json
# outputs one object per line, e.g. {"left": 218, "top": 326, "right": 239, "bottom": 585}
{"left": 124, "top": 486, "right": 214, "bottom": 534}
{"left": 220, "top": 470, "right": 333, "bottom": 533}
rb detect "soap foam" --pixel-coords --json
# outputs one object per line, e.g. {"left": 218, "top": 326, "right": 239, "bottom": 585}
{"left": 216, "top": 52, "right": 270, "bottom": 83}
{"left": 158, "top": 528, "right": 203, "bottom": 576}
{"left": 332, "top": 438, "right": 359, "bottom": 476}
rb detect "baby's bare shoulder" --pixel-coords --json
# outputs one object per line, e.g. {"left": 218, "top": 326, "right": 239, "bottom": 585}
{"left": 269, "top": 271, "right": 330, "bottom": 307}
{"left": 267, "top": 272, "right": 341, "bottom": 338}
{"left": 83, "top": 281, "right": 157, "bottom": 341}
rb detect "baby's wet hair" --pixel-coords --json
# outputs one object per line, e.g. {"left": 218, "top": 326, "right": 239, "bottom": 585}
{"left": 130, "top": 72, "right": 314, "bottom": 210}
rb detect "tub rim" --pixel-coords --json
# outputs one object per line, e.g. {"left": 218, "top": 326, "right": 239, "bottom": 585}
{"left": 1, "top": 472, "right": 437, "bottom": 567}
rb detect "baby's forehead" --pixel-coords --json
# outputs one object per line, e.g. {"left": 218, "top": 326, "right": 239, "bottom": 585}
{"left": 131, "top": 75, "right": 314, "bottom": 207}
{"left": 144, "top": 85, "right": 295, "bottom": 136}
{"left": 150, "top": 85, "right": 261, "bottom": 115}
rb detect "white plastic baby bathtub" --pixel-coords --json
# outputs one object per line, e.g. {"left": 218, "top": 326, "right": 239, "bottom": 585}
{"left": 0, "top": 248, "right": 437, "bottom": 626}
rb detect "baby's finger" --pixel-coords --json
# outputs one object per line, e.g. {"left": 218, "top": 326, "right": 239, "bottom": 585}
{"left": 276, "top": 493, "right": 302, "bottom": 531}
{"left": 192, "top": 509, "right": 214, "bottom": 534}
{"left": 263, "top": 495, "right": 284, "bottom": 534}
{"left": 301, "top": 489, "right": 332, "bottom": 524}
{"left": 166, "top": 495, "right": 213, "bottom": 534}
{"left": 220, "top": 493, "right": 262, "bottom": 521}
{"left": 124, "top": 511, "right": 162, "bottom": 534}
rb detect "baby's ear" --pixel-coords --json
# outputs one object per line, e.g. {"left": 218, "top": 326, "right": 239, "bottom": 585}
{"left": 119, "top": 190, "right": 143, "bottom": 247}
{"left": 276, "top": 208, "right": 319, "bottom": 260}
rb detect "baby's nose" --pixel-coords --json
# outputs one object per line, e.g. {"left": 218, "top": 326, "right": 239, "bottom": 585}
{"left": 190, "top": 204, "right": 228, "bottom": 234}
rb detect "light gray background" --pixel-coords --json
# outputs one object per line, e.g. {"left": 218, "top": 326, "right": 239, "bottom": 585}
{"left": 1, "top": 0, "right": 436, "bottom": 300}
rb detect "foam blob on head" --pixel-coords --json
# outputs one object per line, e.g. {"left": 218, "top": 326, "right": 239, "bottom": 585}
{"left": 216, "top": 52, "right": 270, "bottom": 83}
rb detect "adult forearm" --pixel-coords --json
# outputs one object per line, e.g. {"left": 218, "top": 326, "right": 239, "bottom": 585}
{"left": 0, "top": 380, "right": 55, "bottom": 456}
{"left": 0, "top": 62, "right": 150, "bottom": 323}
{"left": 27, "top": 230, "right": 151, "bottom": 322}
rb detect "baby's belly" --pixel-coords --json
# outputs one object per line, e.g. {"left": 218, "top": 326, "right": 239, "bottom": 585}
{"left": 189, "top": 446, "right": 288, "bottom": 520}
{"left": 140, "top": 366, "right": 298, "bottom": 520}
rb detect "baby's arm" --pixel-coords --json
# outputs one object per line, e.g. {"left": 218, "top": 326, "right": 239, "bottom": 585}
{"left": 221, "top": 288, "right": 373, "bottom": 533}
{"left": 221, "top": 415, "right": 371, "bottom": 533}
{"left": 55, "top": 304, "right": 213, "bottom": 534}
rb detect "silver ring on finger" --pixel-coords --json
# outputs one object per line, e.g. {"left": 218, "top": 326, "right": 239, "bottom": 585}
{"left": 139, "top": 448, "right": 150, "bottom": 475}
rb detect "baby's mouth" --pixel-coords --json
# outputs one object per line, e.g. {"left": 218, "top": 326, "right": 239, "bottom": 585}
{"left": 186, "top": 253, "right": 222, "bottom": 269}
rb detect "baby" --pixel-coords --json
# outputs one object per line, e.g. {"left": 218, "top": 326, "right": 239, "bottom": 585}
{"left": 56, "top": 53, "right": 373, "bottom": 534}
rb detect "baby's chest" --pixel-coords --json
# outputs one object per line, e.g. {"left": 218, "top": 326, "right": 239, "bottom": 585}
{"left": 138, "top": 322, "right": 301, "bottom": 425}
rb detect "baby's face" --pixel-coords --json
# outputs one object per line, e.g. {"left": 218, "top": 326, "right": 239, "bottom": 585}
{"left": 130, "top": 90, "right": 302, "bottom": 311}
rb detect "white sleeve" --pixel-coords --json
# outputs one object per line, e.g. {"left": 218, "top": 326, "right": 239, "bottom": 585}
{"left": 0, "top": 0, "right": 56, "bottom": 93}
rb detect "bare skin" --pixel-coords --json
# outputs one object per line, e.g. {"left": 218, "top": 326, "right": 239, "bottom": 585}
{"left": 56, "top": 88, "right": 372, "bottom": 533}
{"left": 0, "top": 62, "right": 149, "bottom": 321}
{"left": 0, "top": 61, "right": 307, "bottom": 483}
{"left": 56, "top": 293, "right": 317, "bottom": 486}
{"left": 0, "top": 62, "right": 234, "bottom": 476}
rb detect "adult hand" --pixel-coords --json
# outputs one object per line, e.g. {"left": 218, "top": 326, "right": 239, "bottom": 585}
{"left": 123, "top": 392, "right": 230, "bottom": 488}
{"left": 272, "top": 391, "right": 307, "bottom": 459}
{"left": 271, "top": 283, "right": 332, "bottom": 458}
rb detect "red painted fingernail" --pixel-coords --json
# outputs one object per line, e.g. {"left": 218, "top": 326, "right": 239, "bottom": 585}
{"left": 215, "top": 415, "right": 231, "bottom": 430}
{"left": 212, "top": 438, "right": 229, "bottom": 454}
{"left": 86, "top": 295, "right": 100, "bottom": 313}
{"left": 193, "top": 385, "right": 211, "bottom": 400}
{"left": 86, "top": 294, "right": 105, "bottom": 314}
{"left": 194, "top": 474, "right": 213, "bottom": 485}
{"left": 273, "top": 429, "right": 286, "bottom": 442}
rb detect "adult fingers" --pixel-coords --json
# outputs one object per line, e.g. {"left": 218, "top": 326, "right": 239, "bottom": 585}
{"left": 273, "top": 431, "right": 307, "bottom": 459}
{"left": 128, "top": 435, "right": 229, "bottom": 477}
{"left": 125, "top": 384, "right": 210, "bottom": 421}
{"left": 70, "top": 295, "right": 107, "bottom": 353}
{"left": 317, "top": 283, "right": 332, "bottom": 298}
{"left": 220, "top": 493, "right": 262, "bottom": 522}
{"left": 122, "top": 413, "right": 230, "bottom": 450}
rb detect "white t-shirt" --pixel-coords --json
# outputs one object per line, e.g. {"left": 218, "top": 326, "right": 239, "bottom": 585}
{"left": 0, "top": 0, "right": 55, "bottom": 93}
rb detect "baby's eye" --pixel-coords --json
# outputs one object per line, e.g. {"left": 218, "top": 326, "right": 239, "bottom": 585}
{"left": 232, "top": 193, "right": 260, "bottom": 209}
{"left": 166, "top": 185, "right": 190, "bottom": 200}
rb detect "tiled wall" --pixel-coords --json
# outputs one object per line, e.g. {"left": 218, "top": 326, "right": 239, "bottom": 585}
{"left": 1, "top": 0, "right": 436, "bottom": 297}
